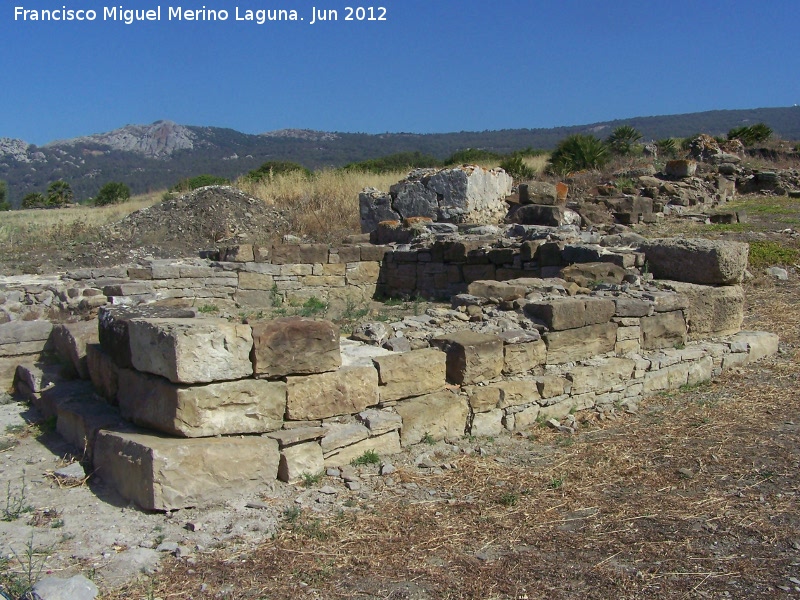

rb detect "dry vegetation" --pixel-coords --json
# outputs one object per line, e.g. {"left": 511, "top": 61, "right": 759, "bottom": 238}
{"left": 235, "top": 169, "right": 406, "bottom": 243}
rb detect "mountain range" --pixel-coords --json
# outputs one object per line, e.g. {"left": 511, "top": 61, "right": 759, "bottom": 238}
{"left": 2, "top": 106, "right": 799, "bottom": 206}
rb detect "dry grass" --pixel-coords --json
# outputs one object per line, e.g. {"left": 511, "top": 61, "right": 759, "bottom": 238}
{"left": 521, "top": 154, "right": 550, "bottom": 175}
{"left": 235, "top": 169, "right": 407, "bottom": 243}
{"left": 0, "top": 191, "right": 164, "bottom": 249}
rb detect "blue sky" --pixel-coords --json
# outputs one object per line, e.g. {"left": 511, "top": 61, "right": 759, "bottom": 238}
{"left": 3, "top": 0, "right": 799, "bottom": 145}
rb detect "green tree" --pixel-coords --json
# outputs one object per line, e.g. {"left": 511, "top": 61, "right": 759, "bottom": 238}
{"left": 46, "top": 180, "right": 73, "bottom": 207}
{"left": 0, "top": 180, "right": 9, "bottom": 211}
{"left": 606, "top": 125, "right": 643, "bottom": 156}
{"left": 21, "top": 192, "right": 46, "bottom": 209}
{"left": 94, "top": 181, "right": 131, "bottom": 206}
{"left": 548, "top": 134, "right": 610, "bottom": 175}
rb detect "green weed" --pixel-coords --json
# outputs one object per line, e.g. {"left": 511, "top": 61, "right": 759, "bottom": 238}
{"left": 498, "top": 492, "right": 519, "bottom": 507}
{"left": 301, "top": 472, "right": 323, "bottom": 488}
{"left": 351, "top": 450, "right": 380, "bottom": 466}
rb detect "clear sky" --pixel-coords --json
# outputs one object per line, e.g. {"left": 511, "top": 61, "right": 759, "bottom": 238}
{"left": 2, "top": 0, "right": 799, "bottom": 145}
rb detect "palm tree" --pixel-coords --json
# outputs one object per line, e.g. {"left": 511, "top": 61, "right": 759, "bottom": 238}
{"left": 606, "top": 125, "right": 643, "bottom": 156}
{"left": 47, "top": 180, "right": 73, "bottom": 207}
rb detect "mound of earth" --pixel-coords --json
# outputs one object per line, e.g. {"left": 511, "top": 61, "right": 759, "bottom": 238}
{"left": 66, "top": 186, "right": 291, "bottom": 271}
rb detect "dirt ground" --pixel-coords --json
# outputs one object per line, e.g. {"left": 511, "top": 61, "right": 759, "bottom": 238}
{"left": 1, "top": 192, "right": 800, "bottom": 599}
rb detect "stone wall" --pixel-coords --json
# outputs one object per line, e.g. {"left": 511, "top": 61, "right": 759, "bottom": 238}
{"left": 0, "top": 232, "right": 779, "bottom": 512}
{"left": 12, "top": 307, "right": 777, "bottom": 511}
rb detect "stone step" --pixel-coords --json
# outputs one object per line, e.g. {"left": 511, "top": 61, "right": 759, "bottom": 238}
{"left": 93, "top": 429, "right": 279, "bottom": 511}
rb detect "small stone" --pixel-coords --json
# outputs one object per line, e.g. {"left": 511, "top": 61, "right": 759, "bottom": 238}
{"left": 677, "top": 468, "right": 694, "bottom": 479}
{"left": 345, "top": 481, "right": 361, "bottom": 491}
{"left": 766, "top": 267, "right": 789, "bottom": 281}
{"left": 380, "top": 462, "right": 396, "bottom": 475}
{"left": 32, "top": 575, "right": 98, "bottom": 600}
{"left": 245, "top": 501, "right": 270, "bottom": 510}
{"left": 546, "top": 418, "right": 561, "bottom": 430}
{"left": 326, "top": 467, "right": 341, "bottom": 477}
{"left": 54, "top": 462, "right": 86, "bottom": 482}
{"left": 319, "top": 486, "right": 338, "bottom": 495}
{"left": 184, "top": 522, "right": 202, "bottom": 532}
{"left": 156, "top": 541, "right": 179, "bottom": 553}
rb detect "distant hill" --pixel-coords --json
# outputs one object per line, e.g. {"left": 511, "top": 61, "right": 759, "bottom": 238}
{"left": 1, "top": 107, "right": 799, "bottom": 206}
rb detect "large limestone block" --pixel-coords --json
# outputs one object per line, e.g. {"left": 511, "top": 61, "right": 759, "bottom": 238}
{"left": 321, "top": 423, "right": 370, "bottom": 453}
{"left": 544, "top": 323, "right": 618, "bottom": 364}
{"left": 251, "top": 317, "right": 341, "bottom": 378}
{"left": 285, "top": 366, "right": 378, "bottom": 420}
{"left": 525, "top": 298, "right": 585, "bottom": 330}
{"left": 560, "top": 262, "right": 627, "bottom": 288}
{"left": 430, "top": 331, "right": 504, "bottom": 385}
{"left": 128, "top": 318, "right": 253, "bottom": 384}
{"left": 395, "top": 391, "right": 469, "bottom": 446}
{"left": 52, "top": 320, "right": 99, "bottom": 380}
{"left": 470, "top": 409, "right": 504, "bottom": 437}
{"left": 467, "top": 281, "right": 528, "bottom": 301}
{"left": 661, "top": 282, "right": 744, "bottom": 340}
{"left": 98, "top": 306, "right": 196, "bottom": 369}
{"left": 359, "top": 188, "right": 400, "bottom": 234}
{"left": 94, "top": 430, "right": 279, "bottom": 511}
{"left": 323, "top": 431, "right": 402, "bottom": 467}
{"left": 0, "top": 320, "right": 53, "bottom": 356}
{"left": 372, "top": 348, "right": 446, "bottom": 402}
{"left": 640, "top": 239, "right": 748, "bottom": 285}
{"left": 510, "top": 204, "right": 574, "bottom": 227}
{"left": 524, "top": 298, "right": 614, "bottom": 331}
{"left": 357, "top": 409, "right": 403, "bottom": 435}
{"left": 729, "top": 331, "right": 780, "bottom": 363}
{"left": 465, "top": 385, "right": 501, "bottom": 413}
{"left": 86, "top": 343, "right": 119, "bottom": 403}
{"left": 13, "top": 362, "right": 61, "bottom": 395}
{"left": 279, "top": 442, "right": 325, "bottom": 483}
{"left": 56, "top": 396, "right": 125, "bottom": 460}
{"left": 117, "top": 369, "right": 286, "bottom": 437}
{"left": 640, "top": 311, "right": 687, "bottom": 350}
{"left": 503, "top": 339, "right": 547, "bottom": 375}
{"left": 494, "top": 380, "right": 540, "bottom": 409}
{"left": 567, "top": 358, "right": 636, "bottom": 395}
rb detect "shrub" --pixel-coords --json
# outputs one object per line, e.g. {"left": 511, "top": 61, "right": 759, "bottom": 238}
{"left": 93, "top": 181, "right": 131, "bottom": 206}
{"left": 0, "top": 179, "right": 7, "bottom": 205}
{"left": 342, "top": 151, "right": 440, "bottom": 174}
{"left": 727, "top": 123, "right": 773, "bottom": 146}
{"left": 606, "top": 125, "right": 643, "bottom": 156}
{"left": 245, "top": 161, "right": 312, "bottom": 182}
{"left": 656, "top": 138, "right": 678, "bottom": 158}
{"left": 681, "top": 135, "right": 700, "bottom": 151}
{"left": 171, "top": 174, "right": 230, "bottom": 193}
{"left": 21, "top": 192, "right": 46, "bottom": 209}
{"left": 499, "top": 153, "right": 537, "bottom": 180}
{"left": 46, "top": 180, "right": 73, "bottom": 207}
{"left": 548, "top": 134, "right": 609, "bottom": 175}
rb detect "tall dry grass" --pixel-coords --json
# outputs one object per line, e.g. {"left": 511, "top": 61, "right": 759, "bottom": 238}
{"left": 0, "top": 191, "right": 164, "bottom": 249}
{"left": 235, "top": 169, "right": 408, "bottom": 242}
{"left": 235, "top": 158, "right": 550, "bottom": 242}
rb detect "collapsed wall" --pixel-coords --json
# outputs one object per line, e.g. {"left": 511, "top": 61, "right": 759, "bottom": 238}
{"left": 5, "top": 232, "right": 779, "bottom": 511}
